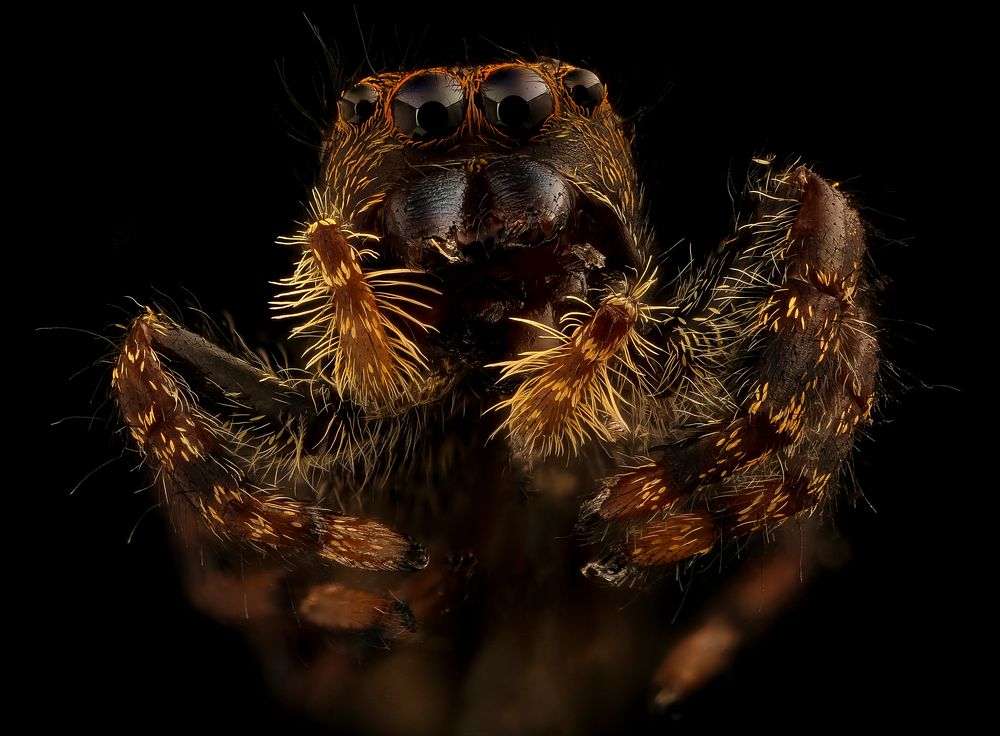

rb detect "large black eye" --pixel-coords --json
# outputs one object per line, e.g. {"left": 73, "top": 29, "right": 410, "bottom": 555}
{"left": 562, "top": 68, "right": 604, "bottom": 110}
{"left": 391, "top": 72, "right": 465, "bottom": 140}
{"left": 480, "top": 66, "right": 554, "bottom": 136}
{"left": 338, "top": 83, "right": 379, "bottom": 125}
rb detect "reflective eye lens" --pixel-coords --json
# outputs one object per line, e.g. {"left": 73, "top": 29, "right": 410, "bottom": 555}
{"left": 562, "top": 68, "right": 604, "bottom": 110}
{"left": 338, "top": 83, "right": 379, "bottom": 125}
{"left": 391, "top": 72, "right": 465, "bottom": 140}
{"left": 480, "top": 66, "right": 554, "bottom": 135}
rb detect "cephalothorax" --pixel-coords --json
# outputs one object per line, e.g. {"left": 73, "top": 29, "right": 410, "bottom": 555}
{"left": 113, "top": 59, "right": 878, "bottom": 731}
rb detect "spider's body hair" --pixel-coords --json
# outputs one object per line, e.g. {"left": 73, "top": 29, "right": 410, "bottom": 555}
{"left": 557, "top": 111, "right": 653, "bottom": 267}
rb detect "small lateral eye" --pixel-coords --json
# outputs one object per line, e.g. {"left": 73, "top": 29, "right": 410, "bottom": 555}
{"left": 562, "top": 68, "right": 604, "bottom": 110}
{"left": 391, "top": 72, "right": 465, "bottom": 140}
{"left": 338, "top": 83, "right": 379, "bottom": 125}
{"left": 480, "top": 66, "right": 554, "bottom": 136}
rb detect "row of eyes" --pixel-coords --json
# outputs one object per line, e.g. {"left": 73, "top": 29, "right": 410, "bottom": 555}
{"left": 338, "top": 66, "right": 604, "bottom": 141}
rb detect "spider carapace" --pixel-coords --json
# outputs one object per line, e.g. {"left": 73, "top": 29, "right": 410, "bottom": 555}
{"left": 113, "top": 59, "right": 878, "bottom": 733}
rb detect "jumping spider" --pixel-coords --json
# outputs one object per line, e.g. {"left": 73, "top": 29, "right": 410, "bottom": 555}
{"left": 113, "top": 59, "right": 878, "bottom": 732}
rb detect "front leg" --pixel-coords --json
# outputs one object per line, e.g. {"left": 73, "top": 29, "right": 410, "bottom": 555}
{"left": 582, "top": 164, "right": 878, "bottom": 580}
{"left": 114, "top": 311, "right": 427, "bottom": 571}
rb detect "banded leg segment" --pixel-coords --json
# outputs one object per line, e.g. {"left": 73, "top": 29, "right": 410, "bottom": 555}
{"left": 114, "top": 312, "right": 427, "bottom": 571}
{"left": 582, "top": 166, "right": 878, "bottom": 580}
{"left": 583, "top": 414, "right": 783, "bottom": 525}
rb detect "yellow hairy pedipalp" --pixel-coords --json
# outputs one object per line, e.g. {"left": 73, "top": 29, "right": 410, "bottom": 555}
{"left": 489, "top": 269, "right": 664, "bottom": 459}
{"left": 272, "top": 194, "right": 439, "bottom": 413}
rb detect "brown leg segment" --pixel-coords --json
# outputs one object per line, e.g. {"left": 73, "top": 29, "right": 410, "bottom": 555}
{"left": 113, "top": 311, "right": 428, "bottom": 571}
{"left": 299, "top": 582, "right": 417, "bottom": 638}
{"left": 651, "top": 518, "right": 849, "bottom": 708}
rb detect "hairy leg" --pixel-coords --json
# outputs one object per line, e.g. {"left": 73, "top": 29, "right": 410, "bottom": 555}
{"left": 114, "top": 311, "right": 427, "bottom": 571}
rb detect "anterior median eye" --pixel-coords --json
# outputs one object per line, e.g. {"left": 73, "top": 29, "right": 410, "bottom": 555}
{"left": 338, "top": 83, "right": 379, "bottom": 125}
{"left": 562, "top": 68, "right": 604, "bottom": 110}
{"left": 480, "top": 66, "right": 554, "bottom": 136}
{"left": 391, "top": 72, "right": 465, "bottom": 140}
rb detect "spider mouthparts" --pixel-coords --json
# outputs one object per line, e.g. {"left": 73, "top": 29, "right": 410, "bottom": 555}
{"left": 382, "top": 157, "right": 575, "bottom": 269}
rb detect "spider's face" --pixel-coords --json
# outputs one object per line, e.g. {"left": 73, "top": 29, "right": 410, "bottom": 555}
{"left": 322, "top": 61, "right": 647, "bottom": 346}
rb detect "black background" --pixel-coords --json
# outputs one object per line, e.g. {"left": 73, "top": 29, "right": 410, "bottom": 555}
{"left": 28, "top": 7, "right": 980, "bottom": 732}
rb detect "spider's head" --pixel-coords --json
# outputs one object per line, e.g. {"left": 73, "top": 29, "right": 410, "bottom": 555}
{"left": 323, "top": 60, "right": 648, "bottom": 332}
{"left": 277, "top": 60, "right": 655, "bottom": 412}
